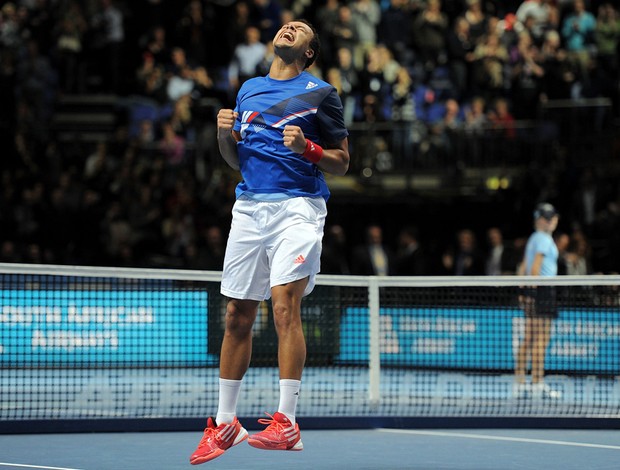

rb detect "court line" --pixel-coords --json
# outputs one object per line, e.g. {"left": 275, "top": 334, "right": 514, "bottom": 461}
{"left": 377, "top": 429, "right": 620, "bottom": 450}
{"left": 0, "top": 463, "right": 84, "bottom": 470}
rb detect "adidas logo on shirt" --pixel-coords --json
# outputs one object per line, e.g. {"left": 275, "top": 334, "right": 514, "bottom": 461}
{"left": 305, "top": 81, "right": 318, "bottom": 90}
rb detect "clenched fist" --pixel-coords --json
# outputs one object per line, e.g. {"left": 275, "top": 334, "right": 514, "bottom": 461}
{"left": 217, "top": 109, "right": 238, "bottom": 136}
{"left": 283, "top": 125, "right": 307, "bottom": 154}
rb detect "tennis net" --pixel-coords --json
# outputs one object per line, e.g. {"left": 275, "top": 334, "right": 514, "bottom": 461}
{"left": 1, "top": 263, "right": 619, "bottom": 431}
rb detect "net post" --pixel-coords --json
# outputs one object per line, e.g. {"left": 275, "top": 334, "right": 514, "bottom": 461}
{"left": 368, "top": 276, "right": 381, "bottom": 408}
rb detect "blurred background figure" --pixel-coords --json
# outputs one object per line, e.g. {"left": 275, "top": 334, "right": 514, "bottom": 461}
{"left": 484, "top": 226, "right": 514, "bottom": 275}
{"left": 514, "top": 202, "right": 561, "bottom": 400}
{"left": 321, "top": 224, "right": 351, "bottom": 275}
{"left": 441, "top": 228, "right": 484, "bottom": 275}
{"left": 394, "top": 225, "right": 427, "bottom": 275}
{"left": 351, "top": 224, "right": 393, "bottom": 275}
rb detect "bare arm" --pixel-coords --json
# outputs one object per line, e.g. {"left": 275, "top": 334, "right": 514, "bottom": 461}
{"left": 317, "top": 137, "right": 350, "bottom": 176}
{"left": 217, "top": 109, "right": 240, "bottom": 171}
{"left": 529, "top": 252, "right": 544, "bottom": 277}
{"left": 516, "top": 259, "right": 525, "bottom": 276}
{"left": 282, "top": 125, "right": 350, "bottom": 176}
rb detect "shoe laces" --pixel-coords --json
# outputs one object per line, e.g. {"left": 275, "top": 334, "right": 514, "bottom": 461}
{"left": 257, "top": 413, "right": 290, "bottom": 433}
{"left": 198, "top": 424, "right": 222, "bottom": 446}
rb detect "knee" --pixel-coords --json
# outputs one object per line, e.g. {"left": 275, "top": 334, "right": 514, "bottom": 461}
{"left": 272, "top": 302, "right": 300, "bottom": 333}
{"left": 225, "top": 303, "right": 255, "bottom": 336}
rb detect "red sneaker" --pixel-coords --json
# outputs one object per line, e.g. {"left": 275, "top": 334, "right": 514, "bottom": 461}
{"left": 189, "top": 417, "right": 248, "bottom": 465}
{"left": 247, "top": 412, "right": 303, "bottom": 451}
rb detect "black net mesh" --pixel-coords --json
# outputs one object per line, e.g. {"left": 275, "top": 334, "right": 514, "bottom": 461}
{"left": 1, "top": 268, "right": 619, "bottom": 424}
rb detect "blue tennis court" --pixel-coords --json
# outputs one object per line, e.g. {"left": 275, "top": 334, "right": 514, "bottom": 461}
{"left": 0, "top": 428, "right": 619, "bottom": 469}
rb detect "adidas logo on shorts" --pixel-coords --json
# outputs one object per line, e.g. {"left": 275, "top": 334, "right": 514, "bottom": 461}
{"left": 294, "top": 255, "right": 306, "bottom": 264}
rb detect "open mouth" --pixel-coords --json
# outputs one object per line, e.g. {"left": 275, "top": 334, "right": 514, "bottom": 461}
{"left": 281, "top": 31, "right": 294, "bottom": 42}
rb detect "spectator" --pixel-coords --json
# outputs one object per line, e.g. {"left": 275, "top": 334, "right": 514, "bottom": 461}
{"left": 350, "top": 0, "right": 381, "bottom": 71}
{"left": 158, "top": 121, "right": 186, "bottom": 166}
{"left": 228, "top": 25, "right": 266, "bottom": 91}
{"left": 484, "top": 226, "right": 516, "bottom": 275}
{"left": 135, "top": 51, "right": 167, "bottom": 102}
{"left": 394, "top": 225, "right": 428, "bottom": 275}
{"left": 412, "top": 0, "right": 449, "bottom": 72}
{"left": 142, "top": 25, "right": 170, "bottom": 67}
{"left": 326, "top": 65, "right": 354, "bottom": 125}
{"left": 464, "top": 95, "right": 489, "bottom": 133}
{"left": 565, "top": 231, "right": 591, "bottom": 275}
{"left": 175, "top": 0, "right": 208, "bottom": 66}
{"left": 314, "top": 0, "right": 341, "bottom": 67}
{"left": 510, "top": 31, "right": 545, "bottom": 119}
{"left": 52, "top": 1, "right": 88, "bottom": 93}
{"left": 488, "top": 96, "right": 516, "bottom": 139}
{"left": 359, "top": 44, "right": 399, "bottom": 120}
{"left": 0, "top": 3, "right": 22, "bottom": 53}
{"left": 463, "top": 0, "right": 489, "bottom": 43}
{"left": 351, "top": 224, "right": 394, "bottom": 275}
{"left": 594, "top": 3, "right": 620, "bottom": 100}
{"left": 377, "top": 0, "right": 415, "bottom": 66}
{"left": 561, "top": 0, "right": 596, "bottom": 94}
{"left": 554, "top": 231, "right": 570, "bottom": 275}
{"left": 321, "top": 224, "right": 351, "bottom": 275}
{"left": 0, "top": 240, "right": 20, "bottom": 263}
{"left": 169, "top": 94, "right": 194, "bottom": 141}
{"left": 440, "top": 228, "right": 484, "bottom": 275}
{"left": 515, "top": 0, "right": 552, "bottom": 44}
{"left": 473, "top": 32, "right": 510, "bottom": 98}
{"left": 15, "top": 39, "right": 56, "bottom": 123}
{"left": 424, "top": 97, "right": 463, "bottom": 164}
{"left": 14, "top": 182, "right": 47, "bottom": 244}
{"left": 539, "top": 29, "right": 576, "bottom": 100}
{"left": 25, "top": 0, "right": 54, "bottom": 55}
{"left": 329, "top": 5, "right": 359, "bottom": 68}
{"left": 248, "top": 0, "right": 282, "bottom": 44}
{"left": 135, "top": 119, "right": 156, "bottom": 148}
{"left": 446, "top": 16, "right": 476, "bottom": 100}
{"left": 90, "top": 0, "right": 124, "bottom": 93}
{"left": 331, "top": 46, "right": 360, "bottom": 124}
{"left": 83, "top": 141, "right": 116, "bottom": 187}
{"left": 165, "top": 46, "right": 202, "bottom": 101}
{"left": 228, "top": 0, "right": 252, "bottom": 49}
{"left": 198, "top": 225, "right": 226, "bottom": 271}
{"left": 390, "top": 65, "right": 417, "bottom": 160}
{"left": 255, "top": 39, "right": 275, "bottom": 77}
{"left": 572, "top": 166, "right": 599, "bottom": 232}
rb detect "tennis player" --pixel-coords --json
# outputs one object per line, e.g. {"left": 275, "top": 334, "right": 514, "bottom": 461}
{"left": 189, "top": 19, "right": 350, "bottom": 465}
{"left": 513, "top": 202, "right": 561, "bottom": 400}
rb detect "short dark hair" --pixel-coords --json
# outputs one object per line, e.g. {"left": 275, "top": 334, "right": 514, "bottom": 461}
{"left": 298, "top": 19, "right": 320, "bottom": 69}
{"left": 534, "top": 202, "right": 558, "bottom": 221}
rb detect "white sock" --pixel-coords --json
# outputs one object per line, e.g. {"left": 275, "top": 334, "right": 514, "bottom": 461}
{"left": 216, "top": 378, "right": 242, "bottom": 425}
{"left": 278, "top": 379, "right": 301, "bottom": 425}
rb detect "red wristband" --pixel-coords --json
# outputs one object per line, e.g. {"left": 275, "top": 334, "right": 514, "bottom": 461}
{"left": 302, "top": 139, "right": 323, "bottom": 163}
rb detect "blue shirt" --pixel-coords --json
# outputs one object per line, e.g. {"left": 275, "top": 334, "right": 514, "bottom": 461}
{"left": 232, "top": 71, "right": 348, "bottom": 201}
{"left": 561, "top": 12, "right": 596, "bottom": 51}
{"left": 524, "top": 230, "right": 558, "bottom": 277}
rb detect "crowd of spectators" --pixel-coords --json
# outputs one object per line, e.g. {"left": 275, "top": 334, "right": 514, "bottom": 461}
{"left": 321, "top": 221, "right": 611, "bottom": 277}
{"left": 0, "top": 0, "right": 619, "bottom": 274}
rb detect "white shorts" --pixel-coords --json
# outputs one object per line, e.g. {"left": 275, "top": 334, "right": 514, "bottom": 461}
{"left": 220, "top": 196, "right": 327, "bottom": 301}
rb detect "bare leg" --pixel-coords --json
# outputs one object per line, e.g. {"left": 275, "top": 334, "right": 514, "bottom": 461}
{"left": 219, "top": 299, "right": 259, "bottom": 380}
{"left": 271, "top": 278, "right": 308, "bottom": 380}
{"left": 515, "top": 317, "right": 535, "bottom": 383}
{"left": 531, "top": 317, "right": 552, "bottom": 384}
